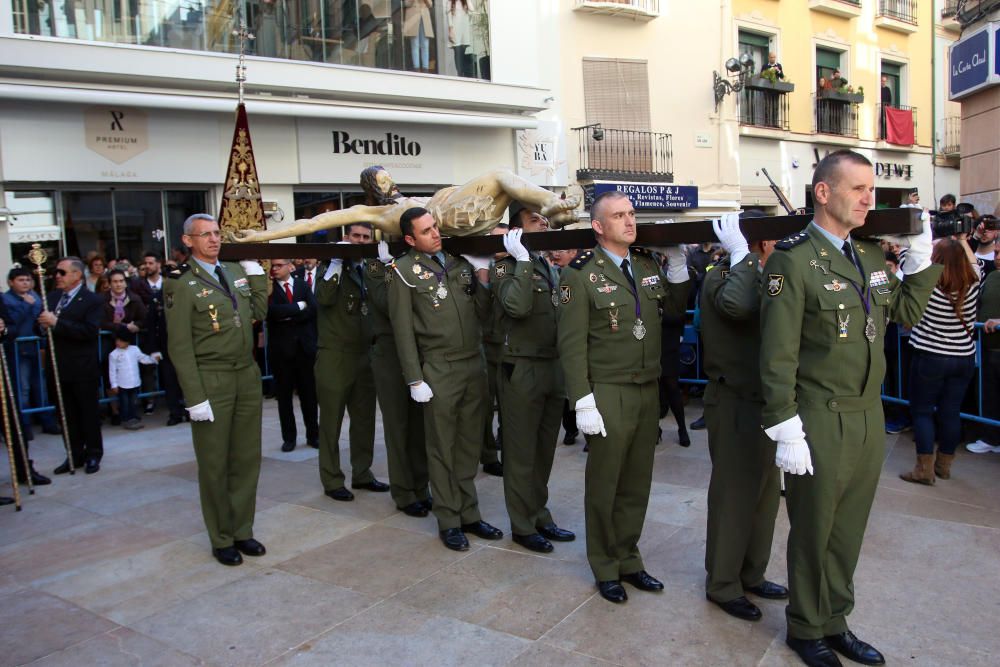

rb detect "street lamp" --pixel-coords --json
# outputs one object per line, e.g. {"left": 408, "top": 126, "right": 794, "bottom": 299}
{"left": 713, "top": 53, "right": 755, "bottom": 112}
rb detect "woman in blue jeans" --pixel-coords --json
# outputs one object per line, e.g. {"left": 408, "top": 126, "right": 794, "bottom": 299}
{"left": 902, "top": 237, "right": 982, "bottom": 484}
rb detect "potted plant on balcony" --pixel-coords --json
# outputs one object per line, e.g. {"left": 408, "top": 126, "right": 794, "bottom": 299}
{"left": 748, "top": 67, "right": 795, "bottom": 93}
{"left": 819, "top": 83, "right": 864, "bottom": 104}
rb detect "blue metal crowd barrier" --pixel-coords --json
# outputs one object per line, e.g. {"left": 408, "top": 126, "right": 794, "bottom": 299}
{"left": 677, "top": 311, "right": 1000, "bottom": 429}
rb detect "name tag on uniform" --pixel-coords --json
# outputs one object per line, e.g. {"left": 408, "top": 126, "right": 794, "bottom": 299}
{"left": 869, "top": 270, "right": 889, "bottom": 287}
{"left": 640, "top": 275, "right": 660, "bottom": 287}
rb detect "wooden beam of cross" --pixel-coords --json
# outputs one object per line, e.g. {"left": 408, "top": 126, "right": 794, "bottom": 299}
{"left": 219, "top": 208, "right": 921, "bottom": 261}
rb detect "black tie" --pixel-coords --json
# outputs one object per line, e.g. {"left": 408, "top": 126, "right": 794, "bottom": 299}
{"left": 215, "top": 265, "right": 232, "bottom": 296}
{"left": 432, "top": 255, "right": 445, "bottom": 269}
{"left": 621, "top": 258, "right": 638, "bottom": 294}
{"left": 842, "top": 241, "right": 864, "bottom": 281}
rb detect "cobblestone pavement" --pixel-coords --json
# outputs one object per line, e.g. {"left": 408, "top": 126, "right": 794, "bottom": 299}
{"left": 2, "top": 399, "right": 999, "bottom": 666}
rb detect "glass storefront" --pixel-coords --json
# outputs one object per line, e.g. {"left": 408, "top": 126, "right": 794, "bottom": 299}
{"left": 10, "top": 0, "right": 492, "bottom": 78}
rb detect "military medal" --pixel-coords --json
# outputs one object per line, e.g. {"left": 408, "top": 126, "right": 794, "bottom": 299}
{"left": 436, "top": 284, "right": 448, "bottom": 300}
{"left": 233, "top": 313, "right": 242, "bottom": 328}
{"left": 609, "top": 308, "right": 619, "bottom": 333}
{"left": 412, "top": 264, "right": 422, "bottom": 275}
{"left": 865, "top": 316, "right": 877, "bottom": 343}
{"left": 361, "top": 302, "right": 369, "bottom": 316}
{"left": 551, "top": 290, "right": 559, "bottom": 307}
{"left": 838, "top": 313, "right": 850, "bottom": 338}
{"left": 208, "top": 304, "right": 221, "bottom": 333}
{"left": 633, "top": 318, "right": 647, "bottom": 340}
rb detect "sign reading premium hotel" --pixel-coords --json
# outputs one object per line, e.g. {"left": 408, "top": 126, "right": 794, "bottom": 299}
{"left": 584, "top": 181, "right": 699, "bottom": 211}
{"left": 84, "top": 107, "right": 149, "bottom": 164}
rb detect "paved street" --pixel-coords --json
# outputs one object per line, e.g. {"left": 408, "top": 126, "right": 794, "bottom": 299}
{"left": 2, "top": 399, "right": 999, "bottom": 666}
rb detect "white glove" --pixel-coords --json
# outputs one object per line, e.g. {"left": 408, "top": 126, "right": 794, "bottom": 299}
{"left": 575, "top": 393, "right": 607, "bottom": 437}
{"left": 502, "top": 228, "right": 530, "bottom": 262}
{"left": 239, "top": 260, "right": 265, "bottom": 276}
{"left": 409, "top": 381, "right": 434, "bottom": 403}
{"left": 462, "top": 254, "right": 492, "bottom": 272}
{"left": 663, "top": 245, "right": 688, "bottom": 284}
{"left": 151, "top": 352, "right": 163, "bottom": 362}
{"left": 882, "top": 209, "right": 932, "bottom": 275}
{"left": 713, "top": 212, "right": 749, "bottom": 266}
{"left": 765, "top": 415, "right": 814, "bottom": 476}
{"left": 377, "top": 240, "right": 394, "bottom": 264}
{"left": 296, "top": 301, "right": 306, "bottom": 311}
{"left": 323, "top": 259, "right": 343, "bottom": 282}
{"left": 186, "top": 400, "right": 215, "bottom": 422}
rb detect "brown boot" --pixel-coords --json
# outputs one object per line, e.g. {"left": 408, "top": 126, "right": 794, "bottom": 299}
{"left": 935, "top": 452, "right": 956, "bottom": 480}
{"left": 900, "top": 453, "right": 936, "bottom": 485}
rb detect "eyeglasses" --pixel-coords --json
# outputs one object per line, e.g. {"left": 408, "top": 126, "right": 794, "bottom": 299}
{"left": 55, "top": 269, "right": 68, "bottom": 276}
{"left": 271, "top": 263, "right": 288, "bottom": 268}
{"left": 187, "top": 231, "right": 222, "bottom": 239}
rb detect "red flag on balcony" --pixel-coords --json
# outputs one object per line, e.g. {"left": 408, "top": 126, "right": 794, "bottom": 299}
{"left": 885, "top": 106, "right": 914, "bottom": 146}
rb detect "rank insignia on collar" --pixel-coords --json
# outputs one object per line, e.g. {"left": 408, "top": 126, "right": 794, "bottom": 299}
{"left": 560, "top": 285, "right": 572, "bottom": 304}
{"left": 767, "top": 274, "right": 784, "bottom": 296}
{"left": 819, "top": 248, "right": 829, "bottom": 257}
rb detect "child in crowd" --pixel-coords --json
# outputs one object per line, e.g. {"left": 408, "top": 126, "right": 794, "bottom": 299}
{"left": 108, "top": 325, "right": 160, "bottom": 430}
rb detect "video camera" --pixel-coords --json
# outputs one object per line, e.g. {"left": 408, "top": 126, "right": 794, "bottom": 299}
{"left": 929, "top": 203, "right": 976, "bottom": 239}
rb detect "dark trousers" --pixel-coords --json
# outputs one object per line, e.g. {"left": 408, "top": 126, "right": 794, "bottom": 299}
{"left": 908, "top": 349, "right": 976, "bottom": 455}
{"left": 60, "top": 375, "right": 103, "bottom": 464}
{"left": 117, "top": 387, "right": 139, "bottom": 423}
{"left": 983, "top": 350, "right": 1000, "bottom": 443}
{"left": 142, "top": 354, "right": 185, "bottom": 417}
{"left": 272, "top": 347, "right": 319, "bottom": 445}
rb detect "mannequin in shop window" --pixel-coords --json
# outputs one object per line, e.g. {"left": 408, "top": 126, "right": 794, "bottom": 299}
{"left": 404, "top": 0, "right": 435, "bottom": 73}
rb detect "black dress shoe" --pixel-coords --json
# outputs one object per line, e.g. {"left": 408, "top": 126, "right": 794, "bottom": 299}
{"left": 280, "top": 441, "right": 295, "bottom": 452}
{"left": 306, "top": 440, "right": 319, "bottom": 449}
{"left": 461, "top": 520, "right": 503, "bottom": 540}
{"left": 678, "top": 430, "right": 691, "bottom": 447}
{"left": 440, "top": 527, "right": 470, "bottom": 551}
{"left": 53, "top": 460, "right": 74, "bottom": 475}
{"left": 597, "top": 580, "right": 628, "bottom": 603}
{"left": 399, "top": 502, "right": 429, "bottom": 517}
{"left": 563, "top": 429, "right": 578, "bottom": 445}
{"left": 234, "top": 538, "right": 266, "bottom": 557}
{"left": 0, "top": 496, "right": 13, "bottom": 506}
{"left": 166, "top": 415, "right": 184, "bottom": 426}
{"left": 482, "top": 462, "right": 503, "bottom": 477}
{"left": 709, "top": 594, "right": 762, "bottom": 621}
{"left": 42, "top": 425, "right": 62, "bottom": 435}
{"left": 18, "top": 462, "right": 52, "bottom": 486}
{"left": 212, "top": 546, "right": 244, "bottom": 566}
{"left": 420, "top": 497, "right": 433, "bottom": 510}
{"left": 621, "top": 570, "right": 664, "bottom": 592}
{"left": 690, "top": 415, "right": 706, "bottom": 430}
{"left": 325, "top": 487, "right": 354, "bottom": 502}
{"left": 352, "top": 479, "right": 390, "bottom": 492}
{"left": 512, "top": 533, "right": 553, "bottom": 553}
{"left": 746, "top": 580, "right": 789, "bottom": 600}
{"left": 823, "top": 631, "right": 885, "bottom": 666}
{"left": 786, "top": 637, "right": 842, "bottom": 667}
{"left": 537, "top": 523, "right": 576, "bottom": 542}
{"left": 84, "top": 459, "right": 100, "bottom": 474}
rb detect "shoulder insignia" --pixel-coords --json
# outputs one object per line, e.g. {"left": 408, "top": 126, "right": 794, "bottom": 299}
{"left": 494, "top": 262, "right": 508, "bottom": 278}
{"left": 775, "top": 230, "right": 809, "bottom": 250}
{"left": 721, "top": 269, "right": 730, "bottom": 280}
{"left": 166, "top": 263, "right": 190, "bottom": 280}
{"left": 766, "top": 273, "right": 784, "bottom": 296}
{"left": 568, "top": 250, "right": 593, "bottom": 270}
{"left": 630, "top": 246, "right": 653, "bottom": 258}
{"left": 366, "top": 259, "right": 385, "bottom": 277}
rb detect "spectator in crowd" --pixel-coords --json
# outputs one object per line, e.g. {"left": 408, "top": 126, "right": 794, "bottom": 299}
{"left": 3, "top": 267, "right": 60, "bottom": 443}
{"left": 939, "top": 194, "right": 956, "bottom": 213}
{"left": 901, "top": 237, "right": 982, "bottom": 484}
{"left": 970, "top": 219, "right": 998, "bottom": 279}
{"left": 86, "top": 255, "right": 109, "bottom": 293}
{"left": 102, "top": 269, "right": 147, "bottom": 333}
{"left": 973, "top": 248, "right": 1000, "bottom": 453}
{"left": 108, "top": 325, "right": 159, "bottom": 430}
{"left": 294, "top": 259, "right": 321, "bottom": 293}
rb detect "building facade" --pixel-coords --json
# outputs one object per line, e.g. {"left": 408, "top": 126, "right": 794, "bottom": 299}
{"left": 730, "top": 0, "right": 938, "bottom": 213}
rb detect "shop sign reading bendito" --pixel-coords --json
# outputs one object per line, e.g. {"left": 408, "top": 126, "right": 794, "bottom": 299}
{"left": 297, "top": 119, "right": 454, "bottom": 184}
{"left": 84, "top": 107, "right": 149, "bottom": 164}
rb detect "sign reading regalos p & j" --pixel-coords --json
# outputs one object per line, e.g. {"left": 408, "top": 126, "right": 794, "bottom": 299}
{"left": 584, "top": 182, "right": 699, "bottom": 211}
{"left": 949, "top": 23, "right": 999, "bottom": 101}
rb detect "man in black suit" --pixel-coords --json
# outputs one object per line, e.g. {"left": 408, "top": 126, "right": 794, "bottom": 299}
{"left": 294, "top": 259, "right": 322, "bottom": 294}
{"left": 267, "top": 258, "right": 319, "bottom": 451}
{"left": 37, "top": 256, "right": 104, "bottom": 474}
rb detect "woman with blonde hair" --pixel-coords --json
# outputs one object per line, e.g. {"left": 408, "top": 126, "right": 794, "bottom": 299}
{"left": 901, "top": 236, "right": 983, "bottom": 484}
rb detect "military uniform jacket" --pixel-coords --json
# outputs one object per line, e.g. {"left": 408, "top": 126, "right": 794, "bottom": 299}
{"left": 699, "top": 255, "right": 765, "bottom": 402}
{"left": 165, "top": 261, "right": 268, "bottom": 407}
{"left": 759, "top": 223, "right": 941, "bottom": 428}
{"left": 492, "top": 253, "right": 560, "bottom": 360}
{"left": 363, "top": 259, "right": 394, "bottom": 342}
{"left": 558, "top": 246, "right": 690, "bottom": 403}
{"left": 388, "top": 248, "right": 491, "bottom": 384}
{"left": 316, "top": 260, "right": 374, "bottom": 352}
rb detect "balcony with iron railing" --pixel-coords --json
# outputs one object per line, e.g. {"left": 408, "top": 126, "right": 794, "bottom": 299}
{"left": 573, "top": 0, "right": 660, "bottom": 20}
{"left": 813, "top": 93, "right": 860, "bottom": 139}
{"left": 877, "top": 0, "right": 919, "bottom": 33}
{"left": 573, "top": 126, "right": 673, "bottom": 183}
{"left": 942, "top": 115, "right": 961, "bottom": 156}
{"left": 877, "top": 104, "right": 917, "bottom": 145}
{"left": 739, "top": 79, "right": 792, "bottom": 131}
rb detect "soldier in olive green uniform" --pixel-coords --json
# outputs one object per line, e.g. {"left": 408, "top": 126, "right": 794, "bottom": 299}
{"left": 491, "top": 207, "right": 575, "bottom": 553}
{"left": 166, "top": 214, "right": 269, "bottom": 566}
{"left": 365, "top": 243, "right": 431, "bottom": 516}
{"left": 388, "top": 207, "right": 504, "bottom": 551}
{"left": 760, "top": 151, "right": 939, "bottom": 666}
{"left": 480, "top": 266, "right": 504, "bottom": 475}
{"left": 700, "top": 214, "right": 786, "bottom": 622}
{"left": 558, "top": 191, "right": 690, "bottom": 603}
{"left": 315, "top": 223, "right": 388, "bottom": 500}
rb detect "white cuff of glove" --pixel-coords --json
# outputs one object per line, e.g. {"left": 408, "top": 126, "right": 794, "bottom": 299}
{"left": 296, "top": 301, "right": 306, "bottom": 310}
{"left": 776, "top": 439, "right": 815, "bottom": 476}
{"left": 323, "top": 260, "right": 343, "bottom": 282}
{"left": 186, "top": 399, "right": 215, "bottom": 422}
{"left": 764, "top": 414, "right": 805, "bottom": 442}
{"left": 574, "top": 393, "right": 608, "bottom": 437}
{"left": 239, "top": 260, "right": 265, "bottom": 276}
{"left": 463, "top": 254, "right": 491, "bottom": 272}
{"left": 664, "top": 247, "right": 688, "bottom": 284}
{"left": 409, "top": 382, "right": 434, "bottom": 403}
{"left": 503, "top": 229, "right": 530, "bottom": 262}
{"left": 377, "top": 240, "right": 394, "bottom": 265}
{"left": 729, "top": 247, "right": 750, "bottom": 266}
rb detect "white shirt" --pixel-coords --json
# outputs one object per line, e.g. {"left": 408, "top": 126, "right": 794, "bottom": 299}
{"left": 109, "top": 345, "right": 157, "bottom": 390}
{"left": 302, "top": 267, "right": 318, "bottom": 292}
{"left": 146, "top": 276, "right": 163, "bottom": 292}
